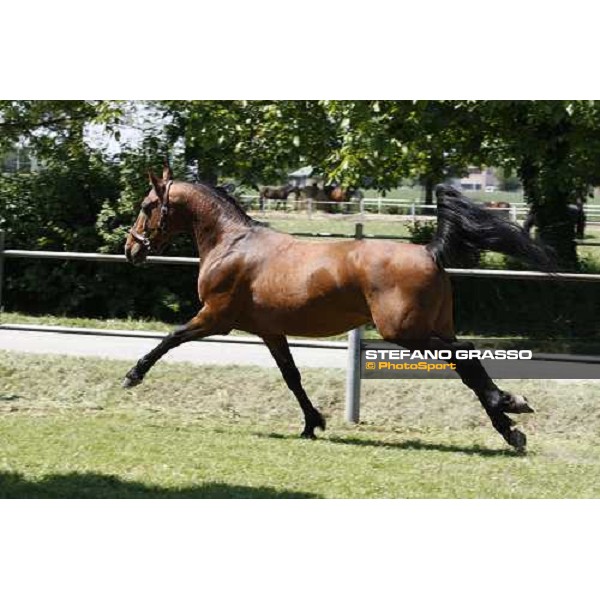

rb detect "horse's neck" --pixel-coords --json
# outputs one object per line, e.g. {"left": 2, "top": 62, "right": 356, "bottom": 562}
{"left": 187, "top": 197, "right": 249, "bottom": 259}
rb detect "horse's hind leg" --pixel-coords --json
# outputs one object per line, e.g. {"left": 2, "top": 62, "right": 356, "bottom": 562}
{"left": 374, "top": 279, "right": 532, "bottom": 450}
{"left": 397, "top": 336, "right": 532, "bottom": 451}
{"left": 262, "top": 334, "right": 326, "bottom": 439}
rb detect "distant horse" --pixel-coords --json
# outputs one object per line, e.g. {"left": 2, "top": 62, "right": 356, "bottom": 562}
{"left": 124, "top": 169, "right": 552, "bottom": 451}
{"left": 524, "top": 202, "right": 586, "bottom": 239}
{"left": 483, "top": 201, "right": 512, "bottom": 220}
{"left": 258, "top": 183, "right": 298, "bottom": 211}
{"left": 483, "top": 201, "right": 511, "bottom": 209}
{"left": 321, "top": 185, "right": 363, "bottom": 212}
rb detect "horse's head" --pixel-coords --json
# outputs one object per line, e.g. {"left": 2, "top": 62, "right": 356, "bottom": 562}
{"left": 125, "top": 164, "right": 176, "bottom": 265}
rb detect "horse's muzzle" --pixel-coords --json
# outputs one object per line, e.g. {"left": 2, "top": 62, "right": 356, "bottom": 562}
{"left": 125, "top": 241, "right": 147, "bottom": 265}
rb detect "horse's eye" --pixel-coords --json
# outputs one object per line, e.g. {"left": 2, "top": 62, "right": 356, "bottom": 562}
{"left": 142, "top": 203, "right": 153, "bottom": 217}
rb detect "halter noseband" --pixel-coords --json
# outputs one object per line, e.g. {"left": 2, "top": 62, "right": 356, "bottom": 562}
{"left": 130, "top": 179, "right": 173, "bottom": 251}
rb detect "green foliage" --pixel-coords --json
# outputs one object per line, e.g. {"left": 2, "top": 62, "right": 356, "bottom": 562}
{"left": 453, "top": 277, "right": 600, "bottom": 338}
{"left": 0, "top": 151, "right": 119, "bottom": 251}
{"left": 0, "top": 143, "right": 199, "bottom": 321}
{"left": 321, "top": 101, "right": 486, "bottom": 193}
{"left": 0, "top": 100, "right": 123, "bottom": 156}
{"left": 158, "top": 100, "right": 337, "bottom": 185}
{"left": 495, "top": 168, "right": 522, "bottom": 192}
{"left": 406, "top": 220, "right": 436, "bottom": 244}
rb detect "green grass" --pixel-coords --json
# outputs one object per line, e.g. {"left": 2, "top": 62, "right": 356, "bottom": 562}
{"left": 0, "top": 311, "right": 173, "bottom": 333}
{"left": 260, "top": 215, "right": 413, "bottom": 237}
{"left": 255, "top": 211, "right": 600, "bottom": 245}
{"left": 1, "top": 351, "right": 599, "bottom": 498}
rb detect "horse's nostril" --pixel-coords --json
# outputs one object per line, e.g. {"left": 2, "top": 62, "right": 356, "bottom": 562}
{"left": 125, "top": 242, "right": 145, "bottom": 265}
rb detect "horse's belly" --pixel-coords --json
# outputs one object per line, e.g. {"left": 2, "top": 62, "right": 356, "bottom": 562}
{"left": 237, "top": 285, "right": 371, "bottom": 337}
{"left": 237, "top": 306, "right": 371, "bottom": 337}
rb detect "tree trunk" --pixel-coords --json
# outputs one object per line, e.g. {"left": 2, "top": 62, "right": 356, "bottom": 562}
{"left": 425, "top": 178, "right": 434, "bottom": 205}
{"left": 539, "top": 118, "right": 578, "bottom": 269}
{"left": 518, "top": 129, "right": 578, "bottom": 269}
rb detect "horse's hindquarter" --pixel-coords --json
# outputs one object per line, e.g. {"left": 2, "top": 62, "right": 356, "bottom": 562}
{"left": 358, "top": 241, "right": 450, "bottom": 339}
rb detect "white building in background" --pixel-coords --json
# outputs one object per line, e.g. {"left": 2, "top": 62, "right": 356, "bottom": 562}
{"left": 1, "top": 147, "right": 39, "bottom": 173}
{"left": 288, "top": 166, "right": 314, "bottom": 188}
{"left": 458, "top": 166, "right": 499, "bottom": 192}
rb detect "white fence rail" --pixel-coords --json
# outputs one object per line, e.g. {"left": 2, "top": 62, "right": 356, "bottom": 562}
{"left": 4, "top": 249, "right": 600, "bottom": 283}
{"left": 241, "top": 194, "right": 600, "bottom": 222}
{"left": 1, "top": 229, "right": 600, "bottom": 424}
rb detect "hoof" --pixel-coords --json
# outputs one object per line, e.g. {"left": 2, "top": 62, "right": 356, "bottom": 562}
{"left": 314, "top": 411, "right": 326, "bottom": 432}
{"left": 504, "top": 394, "right": 535, "bottom": 414}
{"left": 122, "top": 373, "right": 143, "bottom": 388}
{"left": 505, "top": 428, "right": 527, "bottom": 452}
{"left": 300, "top": 430, "right": 317, "bottom": 440}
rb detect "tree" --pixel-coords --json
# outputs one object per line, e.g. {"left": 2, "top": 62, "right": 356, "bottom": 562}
{"left": 156, "top": 101, "right": 337, "bottom": 186}
{"left": 480, "top": 101, "right": 600, "bottom": 268}
{"left": 0, "top": 101, "right": 122, "bottom": 157}
{"left": 320, "top": 101, "right": 488, "bottom": 200}
{"left": 320, "top": 100, "right": 600, "bottom": 268}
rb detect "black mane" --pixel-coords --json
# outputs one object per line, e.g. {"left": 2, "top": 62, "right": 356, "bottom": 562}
{"left": 193, "top": 182, "right": 264, "bottom": 227}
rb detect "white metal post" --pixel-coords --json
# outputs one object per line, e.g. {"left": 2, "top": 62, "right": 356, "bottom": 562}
{"left": 345, "top": 326, "right": 362, "bottom": 423}
{"left": 345, "top": 223, "right": 363, "bottom": 423}
{"left": 0, "top": 231, "right": 4, "bottom": 313}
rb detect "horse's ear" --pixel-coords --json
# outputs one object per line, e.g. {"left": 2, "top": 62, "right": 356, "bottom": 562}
{"left": 149, "top": 169, "right": 163, "bottom": 193}
{"left": 162, "top": 158, "right": 173, "bottom": 182}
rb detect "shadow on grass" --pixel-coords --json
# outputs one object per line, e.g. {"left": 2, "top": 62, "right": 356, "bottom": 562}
{"left": 257, "top": 432, "right": 516, "bottom": 458}
{"left": 325, "top": 436, "right": 517, "bottom": 457}
{"left": 0, "top": 394, "right": 20, "bottom": 401}
{"left": 0, "top": 471, "right": 320, "bottom": 499}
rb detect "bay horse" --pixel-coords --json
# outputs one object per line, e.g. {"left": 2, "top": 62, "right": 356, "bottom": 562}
{"left": 322, "top": 185, "right": 362, "bottom": 212}
{"left": 124, "top": 167, "right": 552, "bottom": 451}
{"left": 258, "top": 183, "right": 298, "bottom": 211}
{"left": 483, "top": 201, "right": 512, "bottom": 221}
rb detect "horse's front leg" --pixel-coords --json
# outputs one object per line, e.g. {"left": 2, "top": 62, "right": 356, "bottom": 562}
{"left": 261, "top": 334, "right": 326, "bottom": 439}
{"left": 122, "top": 307, "right": 230, "bottom": 388}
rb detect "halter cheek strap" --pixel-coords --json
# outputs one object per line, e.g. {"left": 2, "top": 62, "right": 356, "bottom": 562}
{"left": 129, "top": 227, "right": 151, "bottom": 248}
{"left": 158, "top": 179, "right": 173, "bottom": 233}
{"left": 129, "top": 178, "right": 173, "bottom": 251}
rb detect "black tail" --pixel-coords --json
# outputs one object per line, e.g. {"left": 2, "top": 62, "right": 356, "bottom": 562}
{"left": 426, "top": 185, "right": 555, "bottom": 270}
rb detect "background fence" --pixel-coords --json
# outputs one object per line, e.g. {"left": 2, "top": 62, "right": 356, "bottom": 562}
{"left": 241, "top": 195, "right": 600, "bottom": 224}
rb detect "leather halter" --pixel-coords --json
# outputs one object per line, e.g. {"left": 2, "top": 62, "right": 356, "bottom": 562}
{"left": 130, "top": 179, "right": 173, "bottom": 251}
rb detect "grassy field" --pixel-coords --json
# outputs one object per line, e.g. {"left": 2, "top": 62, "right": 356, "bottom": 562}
{"left": 1, "top": 311, "right": 174, "bottom": 333}
{"left": 256, "top": 211, "right": 419, "bottom": 237}
{"left": 1, "top": 351, "right": 599, "bottom": 498}
{"left": 253, "top": 212, "right": 600, "bottom": 249}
